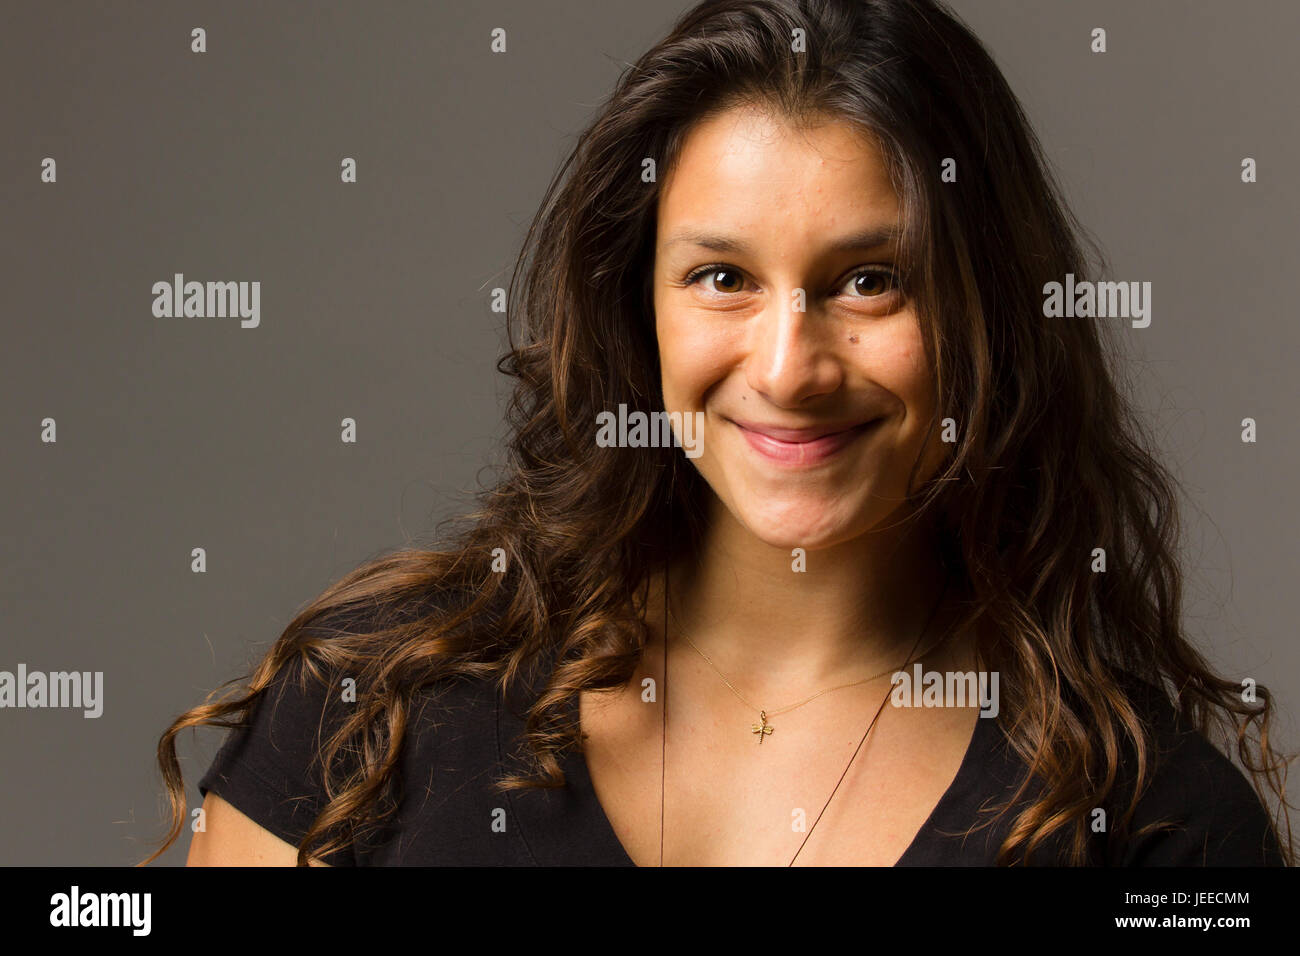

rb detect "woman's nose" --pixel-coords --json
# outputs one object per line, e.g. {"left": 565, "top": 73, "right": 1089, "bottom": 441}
{"left": 744, "top": 294, "right": 845, "bottom": 407}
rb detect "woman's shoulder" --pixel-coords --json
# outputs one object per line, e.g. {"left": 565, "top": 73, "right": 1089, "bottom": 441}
{"left": 941, "top": 670, "right": 1287, "bottom": 866}
{"left": 196, "top": 589, "right": 514, "bottom": 864}
{"left": 1106, "top": 670, "right": 1286, "bottom": 865}
{"left": 207, "top": 587, "right": 507, "bottom": 737}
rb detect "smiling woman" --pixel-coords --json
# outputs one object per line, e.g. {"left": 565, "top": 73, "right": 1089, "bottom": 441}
{"left": 655, "top": 109, "right": 941, "bottom": 540}
{"left": 146, "top": 0, "right": 1293, "bottom": 867}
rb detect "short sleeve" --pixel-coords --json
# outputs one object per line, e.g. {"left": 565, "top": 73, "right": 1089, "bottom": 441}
{"left": 198, "top": 655, "right": 355, "bottom": 865}
{"left": 1120, "top": 722, "right": 1285, "bottom": 866}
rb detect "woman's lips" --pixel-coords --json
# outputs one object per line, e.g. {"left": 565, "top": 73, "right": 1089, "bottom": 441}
{"left": 732, "top": 418, "right": 880, "bottom": 466}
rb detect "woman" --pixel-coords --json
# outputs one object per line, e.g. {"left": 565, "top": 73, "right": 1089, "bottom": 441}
{"left": 146, "top": 0, "right": 1292, "bottom": 866}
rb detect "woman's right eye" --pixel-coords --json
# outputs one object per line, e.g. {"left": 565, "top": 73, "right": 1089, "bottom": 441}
{"left": 686, "top": 266, "right": 746, "bottom": 293}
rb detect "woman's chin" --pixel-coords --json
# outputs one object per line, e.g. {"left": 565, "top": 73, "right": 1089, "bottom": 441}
{"left": 732, "top": 501, "right": 866, "bottom": 552}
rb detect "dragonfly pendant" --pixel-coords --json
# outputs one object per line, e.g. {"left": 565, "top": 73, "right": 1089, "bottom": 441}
{"left": 751, "top": 710, "right": 774, "bottom": 744}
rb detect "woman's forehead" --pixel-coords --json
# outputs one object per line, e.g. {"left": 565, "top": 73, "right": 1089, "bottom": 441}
{"left": 662, "top": 106, "right": 894, "bottom": 201}
{"left": 656, "top": 105, "right": 901, "bottom": 252}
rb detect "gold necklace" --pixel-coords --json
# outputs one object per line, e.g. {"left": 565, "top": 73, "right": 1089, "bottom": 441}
{"left": 658, "top": 573, "right": 954, "bottom": 867}
{"left": 675, "top": 615, "right": 953, "bottom": 743}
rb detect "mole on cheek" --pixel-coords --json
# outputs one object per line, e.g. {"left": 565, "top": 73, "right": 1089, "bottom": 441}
{"left": 849, "top": 335, "right": 859, "bottom": 344}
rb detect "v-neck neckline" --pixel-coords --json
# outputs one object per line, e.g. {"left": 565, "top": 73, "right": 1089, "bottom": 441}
{"left": 497, "top": 657, "right": 997, "bottom": 866}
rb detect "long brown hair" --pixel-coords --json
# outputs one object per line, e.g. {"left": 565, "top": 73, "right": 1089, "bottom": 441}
{"left": 144, "top": 0, "right": 1294, "bottom": 866}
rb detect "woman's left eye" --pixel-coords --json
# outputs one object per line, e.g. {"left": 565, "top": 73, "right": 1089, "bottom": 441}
{"left": 841, "top": 269, "right": 898, "bottom": 298}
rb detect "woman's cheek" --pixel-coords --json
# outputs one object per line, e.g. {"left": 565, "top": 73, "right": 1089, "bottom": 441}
{"left": 659, "top": 315, "right": 731, "bottom": 408}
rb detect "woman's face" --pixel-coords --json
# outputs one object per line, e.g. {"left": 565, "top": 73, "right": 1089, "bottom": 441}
{"left": 652, "top": 104, "right": 948, "bottom": 550}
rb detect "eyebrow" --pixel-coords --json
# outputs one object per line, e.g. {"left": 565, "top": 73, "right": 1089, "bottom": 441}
{"left": 663, "top": 225, "right": 901, "bottom": 256}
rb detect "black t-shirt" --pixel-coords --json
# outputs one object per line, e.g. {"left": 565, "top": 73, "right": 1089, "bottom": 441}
{"left": 198, "top": 627, "right": 1286, "bottom": 866}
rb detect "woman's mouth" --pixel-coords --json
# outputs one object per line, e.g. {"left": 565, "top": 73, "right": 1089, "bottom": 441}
{"left": 730, "top": 417, "right": 881, "bottom": 466}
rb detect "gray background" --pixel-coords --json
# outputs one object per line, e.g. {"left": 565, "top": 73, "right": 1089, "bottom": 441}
{"left": 0, "top": 0, "right": 1295, "bottom": 865}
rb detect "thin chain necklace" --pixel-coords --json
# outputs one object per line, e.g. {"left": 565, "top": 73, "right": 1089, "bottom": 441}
{"left": 675, "top": 613, "right": 953, "bottom": 744}
{"left": 658, "top": 571, "right": 952, "bottom": 867}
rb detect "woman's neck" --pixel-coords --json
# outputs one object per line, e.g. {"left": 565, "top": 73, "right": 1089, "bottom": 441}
{"left": 656, "top": 497, "right": 956, "bottom": 695}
